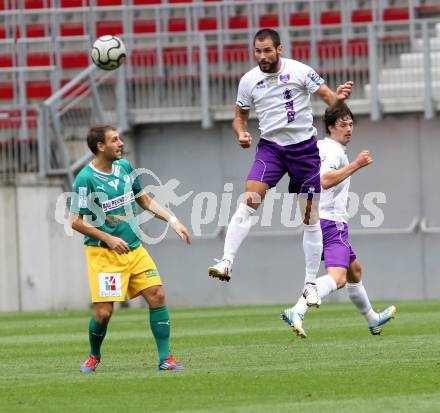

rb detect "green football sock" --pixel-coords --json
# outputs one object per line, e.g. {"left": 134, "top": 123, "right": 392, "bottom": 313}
{"left": 149, "top": 306, "right": 171, "bottom": 363}
{"left": 88, "top": 317, "right": 108, "bottom": 358}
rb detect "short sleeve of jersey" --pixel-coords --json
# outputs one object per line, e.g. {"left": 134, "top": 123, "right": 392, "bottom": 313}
{"left": 235, "top": 75, "right": 252, "bottom": 110}
{"left": 71, "top": 171, "right": 91, "bottom": 216}
{"left": 319, "top": 144, "right": 341, "bottom": 176}
{"left": 300, "top": 63, "right": 325, "bottom": 94}
{"left": 119, "top": 159, "right": 143, "bottom": 195}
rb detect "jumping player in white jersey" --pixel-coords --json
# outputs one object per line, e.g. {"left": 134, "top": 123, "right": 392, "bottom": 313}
{"left": 208, "top": 28, "right": 353, "bottom": 309}
{"left": 282, "top": 104, "right": 396, "bottom": 338}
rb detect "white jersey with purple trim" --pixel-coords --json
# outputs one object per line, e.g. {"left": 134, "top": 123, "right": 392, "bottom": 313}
{"left": 318, "top": 137, "right": 350, "bottom": 223}
{"left": 236, "top": 57, "right": 325, "bottom": 146}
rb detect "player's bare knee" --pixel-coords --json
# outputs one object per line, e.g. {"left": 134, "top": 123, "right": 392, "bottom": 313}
{"left": 328, "top": 269, "right": 347, "bottom": 289}
{"left": 243, "top": 192, "right": 263, "bottom": 210}
{"left": 95, "top": 306, "right": 113, "bottom": 323}
{"left": 347, "top": 260, "right": 362, "bottom": 283}
{"left": 336, "top": 276, "right": 347, "bottom": 289}
{"left": 300, "top": 199, "right": 319, "bottom": 225}
{"left": 144, "top": 285, "right": 165, "bottom": 307}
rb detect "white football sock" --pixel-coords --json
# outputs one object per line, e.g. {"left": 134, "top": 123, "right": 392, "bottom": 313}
{"left": 223, "top": 203, "right": 256, "bottom": 262}
{"left": 316, "top": 274, "right": 338, "bottom": 299}
{"left": 293, "top": 274, "right": 337, "bottom": 317}
{"left": 303, "top": 222, "right": 323, "bottom": 284}
{"left": 346, "top": 281, "right": 379, "bottom": 325}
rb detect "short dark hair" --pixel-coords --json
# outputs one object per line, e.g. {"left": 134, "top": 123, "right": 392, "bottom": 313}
{"left": 324, "top": 104, "right": 354, "bottom": 134}
{"left": 253, "top": 28, "right": 281, "bottom": 48}
{"left": 87, "top": 125, "right": 116, "bottom": 155}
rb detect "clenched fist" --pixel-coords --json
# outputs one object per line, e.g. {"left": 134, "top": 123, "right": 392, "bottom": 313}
{"left": 238, "top": 131, "right": 252, "bottom": 148}
{"left": 354, "top": 150, "right": 373, "bottom": 169}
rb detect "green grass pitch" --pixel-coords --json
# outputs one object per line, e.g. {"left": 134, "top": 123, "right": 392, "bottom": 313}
{"left": 1, "top": 301, "right": 439, "bottom": 413}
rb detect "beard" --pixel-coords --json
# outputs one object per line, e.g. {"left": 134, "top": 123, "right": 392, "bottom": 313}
{"left": 258, "top": 54, "right": 279, "bottom": 73}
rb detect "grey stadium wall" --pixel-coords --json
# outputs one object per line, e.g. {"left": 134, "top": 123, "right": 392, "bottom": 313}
{"left": 0, "top": 113, "right": 439, "bottom": 311}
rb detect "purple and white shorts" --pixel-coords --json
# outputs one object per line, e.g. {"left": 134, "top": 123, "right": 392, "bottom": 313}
{"left": 321, "top": 218, "right": 357, "bottom": 269}
{"left": 247, "top": 137, "right": 321, "bottom": 196}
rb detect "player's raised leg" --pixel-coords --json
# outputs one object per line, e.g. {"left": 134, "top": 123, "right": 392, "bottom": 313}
{"left": 346, "top": 259, "right": 396, "bottom": 335}
{"left": 208, "top": 180, "right": 267, "bottom": 282}
{"left": 292, "top": 267, "right": 344, "bottom": 323}
{"left": 80, "top": 302, "right": 113, "bottom": 373}
{"left": 298, "top": 191, "right": 323, "bottom": 307}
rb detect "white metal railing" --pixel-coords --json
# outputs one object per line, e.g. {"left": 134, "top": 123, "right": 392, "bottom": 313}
{"left": 0, "top": 4, "right": 439, "bottom": 182}
{"left": 37, "top": 63, "right": 127, "bottom": 187}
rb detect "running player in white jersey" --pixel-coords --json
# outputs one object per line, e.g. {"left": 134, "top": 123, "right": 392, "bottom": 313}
{"left": 208, "top": 28, "right": 353, "bottom": 309}
{"left": 282, "top": 104, "right": 396, "bottom": 337}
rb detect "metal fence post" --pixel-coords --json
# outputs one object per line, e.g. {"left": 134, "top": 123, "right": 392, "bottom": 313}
{"left": 368, "top": 24, "right": 381, "bottom": 121}
{"left": 89, "top": 72, "right": 106, "bottom": 123}
{"left": 280, "top": 26, "right": 291, "bottom": 59}
{"left": 37, "top": 105, "right": 48, "bottom": 177}
{"left": 199, "top": 33, "right": 212, "bottom": 129}
{"left": 116, "top": 63, "right": 128, "bottom": 132}
{"left": 422, "top": 21, "right": 434, "bottom": 119}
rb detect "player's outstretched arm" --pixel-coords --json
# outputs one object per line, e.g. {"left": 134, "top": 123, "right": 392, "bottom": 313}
{"left": 136, "top": 193, "right": 192, "bottom": 244}
{"left": 321, "top": 150, "right": 373, "bottom": 189}
{"left": 316, "top": 81, "right": 353, "bottom": 107}
{"left": 71, "top": 214, "right": 130, "bottom": 253}
{"left": 232, "top": 106, "right": 252, "bottom": 148}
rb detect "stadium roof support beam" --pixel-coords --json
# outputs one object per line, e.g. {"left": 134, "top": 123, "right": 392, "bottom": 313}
{"left": 422, "top": 21, "right": 435, "bottom": 120}
{"left": 199, "top": 33, "right": 212, "bottom": 129}
{"left": 368, "top": 24, "right": 381, "bottom": 121}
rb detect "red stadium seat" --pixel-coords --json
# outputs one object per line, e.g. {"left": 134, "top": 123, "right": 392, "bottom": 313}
{"left": 347, "top": 38, "right": 369, "bottom": 57}
{"left": 25, "top": 0, "right": 50, "bottom": 8}
{"left": 96, "top": 0, "right": 122, "bottom": 5}
{"left": 0, "top": 25, "right": 6, "bottom": 39}
{"left": 167, "top": 17, "right": 187, "bottom": 32}
{"left": 0, "top": 82, "right": 14, "bottom": 99}
{"left": 96, "top": 20, "right": 123, "bottom": 37}
{"left": 228, "top": 15, "right": 248, "bottom": 29}
{"left": 61, "top": 51, "right": 89, "bottom": 68}
{"left": 289, "top": 12, "right": 310, "bottom": 26}
{"left": 0, "top": 54, "right": 13, "bottom": 67}
{"left": 351, "top": 9, "right": 373, "bottom": 23}
{"left": 60, "top": 22, "right": 85, "bottom": 36}
{"left": 134, "top": 20, "right": 157, "bottom": 33}
{"left": 60, "top": 0, "right": 89, "bottom": 6}
{"left": 320, "top": 10, "right": 341, "bottom": 25}
{"left": 259, "top": 13, "right": 279, "bottom": 28}
{"left": 26, "top": 23, "right": 46, "bottom": 37}
{"left": 130, "top": 49, "right": 158, "bottom": 66}
{"left": 223, "top": 44, "right": 249, "bottom": 63}
{"left": 291, "top": 41, "right": 310, "bottom": 60}
{"left": 317, "top": 39, "right": 343, "bottom": 58}
{"left": 132, "top": 0, "right": 161, "bottom": 4}
{"left": 26, "top": 80, "right": 52, "bottom": 99}
{"left": 383, "top": 7, "right": 409, "bottom": 21}
{"left": 27, "top": 52, "right": 52, "bottom": 66}
{"left": 192, "top": 45, "right": 218, "bottom": 64}
{"left": 163, "top": 47, "right": 188, "bottom": 65}
{"left": 198, "top": 16, "right": 217, "bottom": 31}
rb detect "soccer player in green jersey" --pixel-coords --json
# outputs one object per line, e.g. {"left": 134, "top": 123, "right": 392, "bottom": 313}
{"left": 71, "top": 125, "right": 191, "bottom": 372}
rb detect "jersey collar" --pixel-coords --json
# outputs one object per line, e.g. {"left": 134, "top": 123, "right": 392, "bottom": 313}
{"left": 89, "top": 161, "right": 115, "bottom": 175}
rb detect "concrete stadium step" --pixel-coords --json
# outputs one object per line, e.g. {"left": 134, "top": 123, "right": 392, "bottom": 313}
{"left": 380, "top": 67, "right": 440, "bottom": 83}
{"left": 413, "top": 37, "right": 440, "bottom": 52}
{"left": 364, "top": 81, "right": 440, "bottom": 98}
{"left": 400, "top": 51, "right": 440, "bottom": 68}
